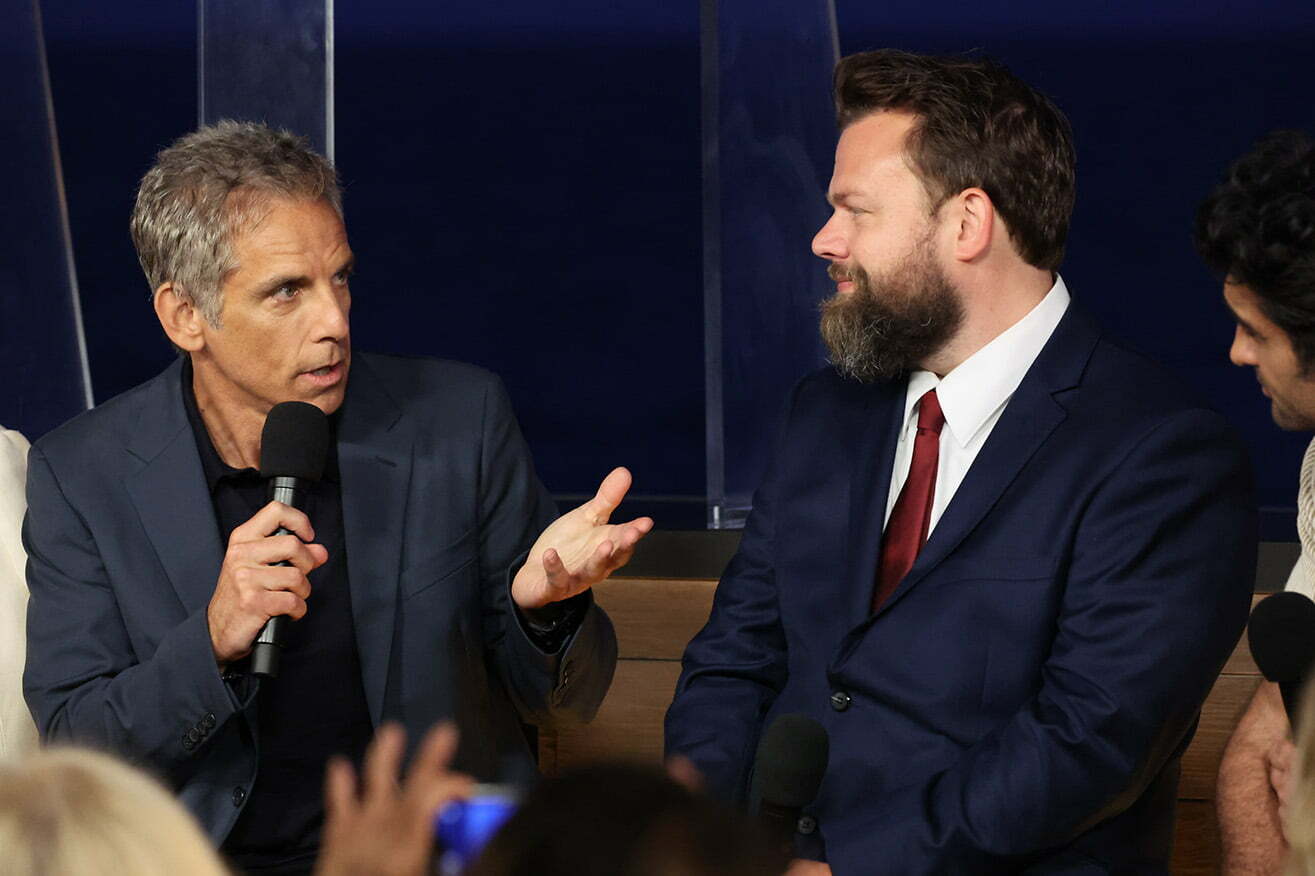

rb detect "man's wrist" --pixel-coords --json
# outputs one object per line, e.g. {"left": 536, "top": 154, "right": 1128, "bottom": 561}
{"left": 519, "top": 592, "right": 588, "bottom": 651}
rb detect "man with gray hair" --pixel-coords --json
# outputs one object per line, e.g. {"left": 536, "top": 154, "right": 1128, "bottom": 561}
{"left": 23, "top": 121, "right": 648, "bottom": 873}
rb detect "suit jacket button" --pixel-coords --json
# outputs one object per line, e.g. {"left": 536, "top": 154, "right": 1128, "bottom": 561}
{"left": 797, "top": 815, "right": 817, "bottom": 835}
{"left": 232, "top": 786, "right": 247, "bottom": 807}
{"left": 187, "top": 728, "right": 201, "bottom": 744}
{"left": 182, "top": 735, "right": 195, "bottom": 751}
{"left": 830, "top": 691, "right": 851, "bottom": 712}
{"left": 203, "top": 712, "right": 216, "bottom": 729}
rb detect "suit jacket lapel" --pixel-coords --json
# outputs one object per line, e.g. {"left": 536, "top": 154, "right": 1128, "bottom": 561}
{"left": 125, "top": 359, "right": 226, "bottom": 615}
{"left": 871, "top": 304, "right": 1101, "bottom": 617}
{"left": 843, "top": 377, "right": 909, "bottom": 626}
{"left": 337, "top": 356, "right": 412, "bottom": 725}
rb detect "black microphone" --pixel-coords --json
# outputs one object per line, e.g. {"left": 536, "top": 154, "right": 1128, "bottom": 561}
{"left": 1247, "top": 591, "right": 1315, "bottom": 731}
{"left": 754, "top": 713, "right": 830, "bottom": 857}
{"left": 250, "top": 401, "right": 330, "bottom": 678}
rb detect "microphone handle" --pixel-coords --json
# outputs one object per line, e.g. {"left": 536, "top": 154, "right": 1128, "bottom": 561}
{"left": 251, "top": 477, "right": 307, "bottom": 678}
{"left": 758, "top": 800, "right": 801, "bottom": 860}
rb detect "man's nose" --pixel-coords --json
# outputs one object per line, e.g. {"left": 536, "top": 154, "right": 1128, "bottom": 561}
{"left": 811, "top": 213, "right": 848, "bottom": 261}
{"left": 313, "top": 286, "right": 350, "bottom": 341}
{"left": 1228, "top": 326, "right": 1254, "bottom": 367}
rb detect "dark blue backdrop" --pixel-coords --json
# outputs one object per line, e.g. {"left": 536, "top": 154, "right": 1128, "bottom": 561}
{"left": 30, "top": 0, "right": 1315, "bottom": 533}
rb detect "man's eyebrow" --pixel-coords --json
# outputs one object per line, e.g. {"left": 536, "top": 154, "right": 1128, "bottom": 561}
{"left": 335, "top": 255, "right": 356, "bottom": 275}
{"left": 254, "top": 273, "right": 310, "bottom": 294}
{"left": 1225, "top": 305, "right": 1262, "bottom": 336}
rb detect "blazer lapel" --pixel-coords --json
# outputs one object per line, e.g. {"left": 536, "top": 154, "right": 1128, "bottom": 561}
{"left": 842, "top": 377, "right": 909, "bottom": 626}
{"left": 872, "top": 304, "right": 1101, "bottom": 617}
{"left": 125, "top": 360, "right": 225, "bottom": 614}
{"left": 336, "top": 356, "right": 412, "bottom": 726}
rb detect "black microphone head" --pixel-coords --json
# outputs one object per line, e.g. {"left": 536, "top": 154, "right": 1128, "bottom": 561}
{"left": 754, "top": 713, "right": 830, "bottom": 808}
{"left": 1248, "top": 591, "right": 1315, "bottom": 684}
{"left": 259, "top": 401, "right": 330, "bottom": 481}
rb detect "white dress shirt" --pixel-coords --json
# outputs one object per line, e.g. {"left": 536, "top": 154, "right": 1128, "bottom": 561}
{"left": 1284, "top": 435, "right": 1315, "bottom": 599}
{"left": 884, "top": 276, "right": 1071, "bottom": 534}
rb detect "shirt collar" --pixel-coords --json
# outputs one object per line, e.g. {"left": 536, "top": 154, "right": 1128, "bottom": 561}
{"left": 180, "top": 357, "right": 340, "bottom": 493}
{"left": 899, "top": 275, "right": 1071, "bottom": 448}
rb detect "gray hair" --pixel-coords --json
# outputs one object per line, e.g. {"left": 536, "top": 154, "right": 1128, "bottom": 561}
{"left": 130, "top": 120, "right": 342, "bottom": 326}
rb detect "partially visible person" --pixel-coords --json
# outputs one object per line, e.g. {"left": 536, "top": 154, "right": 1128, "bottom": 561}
{"left": 468, "top": 761, "right": 788, "bottom": 876}
{"left": 0, "top": 721, "right": 470, "bottom": 876}
{"left": 1284, "top": 680, "right": 1315, "bottom": 875}
{"left": 0, "top": 746, "right": 230, "bottom": 876}
{"left": 667, "top": 48, "right": 1255, "bottom": 873}
{"left": 0, "top": 426, "right": 36, "bottom": 761}
{"left": 1198, "top": 130, "right": 1315, "bottom": 876}
{"left": 23, "top": 122, "right": 645, "bottom": 872}
{"left": 316, "top": 722, "right": 472, "bottom": 876}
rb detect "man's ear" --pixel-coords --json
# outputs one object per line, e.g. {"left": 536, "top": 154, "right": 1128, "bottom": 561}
{"left": 950, "top": 187, "right": 995, "bottom": 263}
{"left": 153, "top": 283, "right": 207, "bottom": 352}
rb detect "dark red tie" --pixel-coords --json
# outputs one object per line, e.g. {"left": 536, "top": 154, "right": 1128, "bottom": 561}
{"left": 873, "top": 389, "right": 945, "bottom": 612}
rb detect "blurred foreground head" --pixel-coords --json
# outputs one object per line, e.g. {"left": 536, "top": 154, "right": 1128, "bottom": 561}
{"left": 0, "top": 748, "right": 228, "bottom": 876}
{"left": 469, "top": 762, "right": 787, "bottom": 876}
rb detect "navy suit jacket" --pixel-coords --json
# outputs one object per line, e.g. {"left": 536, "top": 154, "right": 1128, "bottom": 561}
{"left": 23, "top": 353, "right": 616, "bottom": 842}
{"left": 666, "top": 305, "right": 1256, "bottom": 874}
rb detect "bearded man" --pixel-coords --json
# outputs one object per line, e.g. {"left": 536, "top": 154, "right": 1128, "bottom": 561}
{"left": 665, "top": 49, "right": 1257, "bottom": 875}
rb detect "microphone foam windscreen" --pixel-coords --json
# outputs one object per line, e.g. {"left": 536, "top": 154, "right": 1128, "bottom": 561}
{"left": 260, "top": 401, "right": 330, "bottom": 481}
{"left": 1248, "top": 591, "right": 1315, "bottom": 684}
{"left": 754, "top": 713, "right": 830, "bottom": 808}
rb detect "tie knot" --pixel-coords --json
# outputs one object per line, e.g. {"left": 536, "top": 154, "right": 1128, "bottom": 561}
{"left": 916, "top": 389, "right": 945, "bottom": 434}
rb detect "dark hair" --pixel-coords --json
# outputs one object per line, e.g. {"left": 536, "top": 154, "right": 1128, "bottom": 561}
{"left": 468, "top": 762, "right": 786, "bottom": 876}
{"left": 1195, "top": 130, "right": 1315, "bottom": 368}
{"left": 833, "top": 49, "right": 1076, "bottom": 271}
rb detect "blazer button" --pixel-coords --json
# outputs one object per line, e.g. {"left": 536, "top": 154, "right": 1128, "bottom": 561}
{"left": 203, "top": 712, "right": 216, "bottom": 729}
{"left": 232, "top": 786, "right": 247, "bottom": 807}
{"left": 797, "top": 815, "right": 817, "bottom": 835}
{"left": 186, "top": 728, "right": 201, "bottom": 744}
{"left": 182, "top": 735, "right": 195, "bottom": 751}
{"left": 830, "top": 691, "right": 851, "bottom": 712}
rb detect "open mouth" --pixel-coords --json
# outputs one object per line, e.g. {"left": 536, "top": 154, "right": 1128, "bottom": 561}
{"left": 301, "top": 361, "right": 345, "bottom": 386}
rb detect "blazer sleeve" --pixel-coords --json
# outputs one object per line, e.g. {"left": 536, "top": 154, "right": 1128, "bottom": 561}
{"left": 824, "top": 408, "right": 1256, "bottom": 874}
{"left": 473, "top": 375, "right": 617, "bottom": 726}
{"left": 23, "top": 444, "right": 253, "bottom": 782}
{"left": 664, "top": 386, "right": 795, "bottom": 800}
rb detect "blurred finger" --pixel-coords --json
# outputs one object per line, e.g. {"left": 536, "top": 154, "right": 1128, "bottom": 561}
{"left": 362, "top": 723, "right": 406, "bottom": 800}
{"left": 665, "top": 755, "right": 704, "bottom": 792}
{"left": 324, "top": 755, "right": 358, "bottom": 821}
{"left": 405, "top": 722, "right": 460, "bottom": 798}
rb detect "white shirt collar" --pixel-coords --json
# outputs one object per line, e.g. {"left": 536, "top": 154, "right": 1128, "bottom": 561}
{"left": 900, "top": 275, "right": 1071, "bottom": 448}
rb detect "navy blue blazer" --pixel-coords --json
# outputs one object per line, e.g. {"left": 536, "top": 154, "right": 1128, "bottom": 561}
{"left": 666, "top": 305, "right": 1256, "bottom": 874}
{"left": 23, "top": 353, "right": 616, "bottom": 842}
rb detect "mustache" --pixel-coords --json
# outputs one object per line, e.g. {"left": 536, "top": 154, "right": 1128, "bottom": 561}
{"left": 827, "top": 263, "right": 855, "bottom": 284}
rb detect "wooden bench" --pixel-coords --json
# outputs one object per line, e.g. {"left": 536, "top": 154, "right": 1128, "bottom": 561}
{"left": 539, "top": 576, "right": 1272, "bottom": 874}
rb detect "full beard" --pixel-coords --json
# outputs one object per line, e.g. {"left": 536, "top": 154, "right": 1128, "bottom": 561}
{"left": 818, "top": 242, "right": 964, "bottom": 383}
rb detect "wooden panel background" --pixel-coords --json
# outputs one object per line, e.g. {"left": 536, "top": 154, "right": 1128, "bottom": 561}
{"left": 540, "top": 580, "right": 1267, "bottom": 874}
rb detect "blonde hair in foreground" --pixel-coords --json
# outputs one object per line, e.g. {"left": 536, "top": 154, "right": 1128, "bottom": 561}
{"left": 1288, "top": 684, "right": 1315, "bottom": 875}
{"left": 0, "top": 747, "right": 228, "bottom": 876}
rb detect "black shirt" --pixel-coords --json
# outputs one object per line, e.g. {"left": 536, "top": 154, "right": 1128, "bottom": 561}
{"left": 182, "top": 362, "right": 374, "bottom": 875}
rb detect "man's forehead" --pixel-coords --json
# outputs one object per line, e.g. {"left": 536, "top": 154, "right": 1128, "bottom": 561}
{"left": 832, "top": 111, "right": 922, "bottom": 191}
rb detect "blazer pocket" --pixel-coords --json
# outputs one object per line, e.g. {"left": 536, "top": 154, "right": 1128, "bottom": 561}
{"left": 401, "top": 528, "right": 478, "bottom": 598}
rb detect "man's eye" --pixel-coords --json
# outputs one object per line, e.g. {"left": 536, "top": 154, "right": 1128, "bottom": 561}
{"left": 333, "top": 270, "right": 352, "bottom": 285}
{"left": 273, "top": 285, "right": 297, "bottom": 300}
